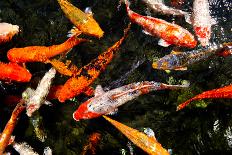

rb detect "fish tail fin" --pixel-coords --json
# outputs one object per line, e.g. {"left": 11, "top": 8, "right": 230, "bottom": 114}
{"left": 67, "top": 26, "right": 82, "bottom": 38}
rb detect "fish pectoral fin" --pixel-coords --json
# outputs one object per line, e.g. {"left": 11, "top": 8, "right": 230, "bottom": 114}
{"left": 211, "top": 18, "right": 217, "bottom": 25}
{"left": 142, "top": 30, "right": 153, "bottom": 36}
{"left": 84, "top": 7, "right": 93, "bottom": 16}
{"left": 185, "top": 13, "right": 192, "bottom": 24}
{"left": 106, "top": 108, "right": 118, "bottom": 116}
{"left": 174, "top": 67, "right": 187, "bottom": 71}
{"left": 158, "top": 39, "right": 171, "bottom": 47}
{"left": 84, "top": 87, "right": 95, "bottom": 96}
{"left": 94, "top": 85, "right": 105, "bottom": 96}
{"left": 44, "top": 100, "right": 52, "bottom": 106}
{"left": 67, "top": 26, "right": 82, "bottom": 38}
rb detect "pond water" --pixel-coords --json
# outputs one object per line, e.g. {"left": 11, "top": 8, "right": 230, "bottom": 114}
{"left": 0, "top": 0, "right": 232, "bottom": 154}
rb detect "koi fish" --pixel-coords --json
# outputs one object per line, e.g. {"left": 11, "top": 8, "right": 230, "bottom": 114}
{"left": 73, "top": 81, "right": 188, "bottom": 121}
{"left": 0, "top": 62, "right": 31, "bottom": 82}
{"left": 0, "top": 22, "right": 19, "bottom": 44}
{"left": 81, "top": 132, "right": 101, "bottom": 155}
{"left": 25, "top": 68, "right": 56, "bottom": 117}
{"left": 57, "top": 0, "right": 104, "bottom": 38}
{"left": 103, "top": 116, "right": 170, "bottom": 155}
{"left": 123, "top": 0, "right": 197, "bottom": 48}
{"left": 152, "top": 43, "right": 231, "bottom": 70}
{"left": 57, "top": 24, "right": 131, "bottom": 102}
{"left": 177, "top": 84, "right": 232, "bottom": 111}
{"left": 7, "top": 36, "right": 88, "bottom": 63}
{"left": 143, "top": 0, "right": 190, "bottom": 19}
{"left": 189, "top": 0, "right": 215, "bottom": 46}
{"left": 0, "top": 100, "right": 25, "bottom": 154}
{"left": 12, "top": 142, "right": 40, "bottom": 155}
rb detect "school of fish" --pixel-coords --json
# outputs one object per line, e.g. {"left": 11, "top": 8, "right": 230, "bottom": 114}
{"left": 0, "top": 0, "right": 231, "bottom": 154}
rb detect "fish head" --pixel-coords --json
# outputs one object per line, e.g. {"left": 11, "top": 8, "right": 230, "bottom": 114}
{"left": 8, "top": 62, "right": 32, "bottom": 82}
{"left": 73, "top": 99, "right": 102, "bottom": 121}
{"left": 79, "top": 16, "right": 104, "bottom": 39}
{"left": 194, "top": 26, "right": 211, "bottom": 47}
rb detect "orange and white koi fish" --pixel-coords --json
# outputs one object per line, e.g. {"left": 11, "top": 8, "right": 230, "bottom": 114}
{"left": 0, "top": 100, "right": 25, "bottom": 154}
{"left": 0, "top": 62, "right": 31, "bottom": 82}
{"left": 25, "top": 68, "right": 56, "bottom": 117}
{"left": 103, "top": 116, "right": 170, "bottom": 155}
{"left": 73, "top": 81, "right": 188, "bottom": 121}
{"left": 143, "top": 0, "right": 190, "bottom": 19}
{"left": 7, "top": 36, "right": 88, "bottom": 63}
{"left": 177, "top": 84, "right": 232, "bottom": 111}
{"left": 189, "top": 0, "right": 215, "bottom": 46}
{"left": 0, "top": 22, "right": 19, "bottom": 44}
{"left": 152, "top": 43, "right": 231, "bottom": 70}
{"left": 123, "top": 0, "right": 197, "bottom": 48}
{"left": 57, "top": 24, "right": 130, "bottom": 102}
{"left": 57, "top": 0, "right": 104, "bottom": 38}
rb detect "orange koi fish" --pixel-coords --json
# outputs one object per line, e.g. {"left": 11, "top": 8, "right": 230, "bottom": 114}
{"left": 123, "top": 0, "right": 197, "bottom": 48}
{"left": 0, "top": 23, "right": 19, "bottom": 44}
{"left": 7, "top": 36, "right": 88, "bottom": 63}
{"left": 0, "top": 100, "right": 25, "bottom": 154}
{"left": 57, "top": 0, "right": 104, "bottom": 38}
{"left": 57, "top": 24, "right": 130, "bottom": 102}
{"left": 177, "top": 84, "right": 232, "bottom": 111}
{"left": 103, "top": 116, "right": 170, "bottom": 155}
{"left": 81, "top": 132, "right": 101, "bottom": 155}
{"left": 0, "top": 62, "right": 31, "bottom": 82}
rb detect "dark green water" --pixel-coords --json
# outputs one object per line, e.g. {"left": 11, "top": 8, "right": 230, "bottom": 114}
{"left": 0, "top": 0, "right": 232, "bottom": 154}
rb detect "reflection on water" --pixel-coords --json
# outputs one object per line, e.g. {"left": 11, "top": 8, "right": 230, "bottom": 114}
{"left": 0, "top": 0, "right": 232, "bottom": 154}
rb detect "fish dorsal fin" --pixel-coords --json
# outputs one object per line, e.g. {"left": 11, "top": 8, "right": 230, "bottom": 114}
{"left": 142, "top": 30, "right": 153, "bottom": 36}
{"left": 170, "top": 50, "right": 182, "bottom": 55}
{"left": 95, "top": 85, "right": 105, "bottom": 96}
{"left": 158, "top": 38, "right": 171, "bottom": 47}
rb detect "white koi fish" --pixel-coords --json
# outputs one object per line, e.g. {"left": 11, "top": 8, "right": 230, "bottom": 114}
{"left": 73, "top": 81, "right": 189, "bottom": 121}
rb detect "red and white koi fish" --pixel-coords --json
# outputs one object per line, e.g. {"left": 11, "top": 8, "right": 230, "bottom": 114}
{"left": 123, "top": 0, "right": 197, "bottom": 48}
{"left": 0, "top": 23, "right": 19, "bottom": 44}
{"left": 189, "top": 0, "right": 215, "bottom": 46}
{"left": 0, "top": 62, "right": 32, "bottom": 82}
{"left": 25, "top": 68, "right": 56, "bottom": 117}
{"left": 143, "top": 0, "right": 190, "bottom": 19}
{"left": 73, "top": 81, "right": 189, "bottom": 121}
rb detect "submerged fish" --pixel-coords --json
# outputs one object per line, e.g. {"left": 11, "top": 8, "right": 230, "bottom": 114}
{"left": 57, "top": 0, "right": 104, "bottom": 38}
{"left": 177, "top": 84, "right": 232, "bottom": 111}
{"left": 190, "top": 0, "right": 215, "bottom": 46}
{"left": 143, "top": 0, "right": 190, "bottom": 19}
{"left": 81, "top": 132, "right": 101, "bottom": 155}
{"left": 152, "top": 43, "right": 231, "bottom": 70}
{"left": 103, "top": 116, "right": 170, "bottom": 155}
{"left": 123, "top": 0, "right": 197, "bottom": 48}
{"left": 7, "top": 36, "right": 88, "bottom": 63}
{"left": 25, "top": 68, "right": 56, "bottom": 117}
{"left": 57, "top": 24, "right": 131, "bottom": 102}
{"left": 73, "top": 81, "right": 188, "bottom": 121}
{"left": 0, "top": 62, "right": 31, "bottom": 82}
{"left": 0, "top": 100, "right": 25, "bottom": 154}
{"left": 0, "top": 22, "right": 19, "bottom": 44}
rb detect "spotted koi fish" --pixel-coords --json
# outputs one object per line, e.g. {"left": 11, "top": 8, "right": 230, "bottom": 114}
{"left": 123, "top": 0, "right": 197, "bottom": 48}
{"left": 73, "top": 81, "right": 189, "bottom": 121}
{"left": 177, "top": 84, "right": 232, "bottom": 111}
{"left": 0, "top": 62, "right": 31, "bottom": 82}
{"left": 103, "top": 116, "right": 170, "bottom": 155}
{"left": 0, "top": 22, "right": 19, "bottom": 44}
{"left": 189, "top": 0, "right": 215, "bottom": 46}
{"left": 57, "top": 24, "right": 131, "bottom": 102}
{"left": 152, "top": 43, "right": 232, "bottom": 70}
{"left": 57, "top": 0, "right": 104, "bottom": 38}
{"left": 7, "top": 36, "right": 88, "bottom": 63}
{"left": 0, "top": 100, "right": 25, "bottom": 154}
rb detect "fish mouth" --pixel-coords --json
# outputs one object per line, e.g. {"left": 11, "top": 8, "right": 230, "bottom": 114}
{"left": 73, "top": 112, "right": 80, "bottom": 121}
